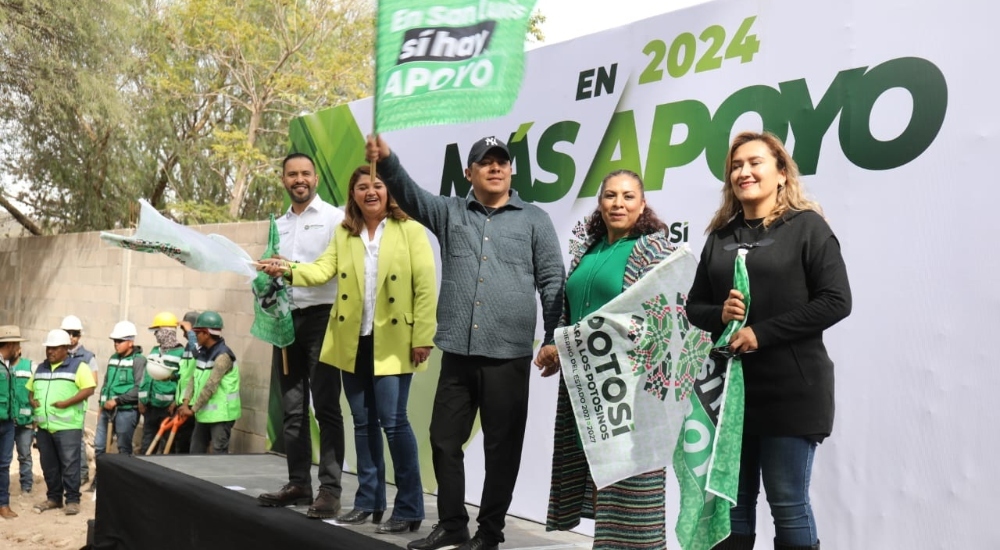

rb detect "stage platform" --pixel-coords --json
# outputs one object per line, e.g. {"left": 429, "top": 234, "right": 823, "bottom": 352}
{"left": 92, "top": 453, "right": 592, "bottom": 550}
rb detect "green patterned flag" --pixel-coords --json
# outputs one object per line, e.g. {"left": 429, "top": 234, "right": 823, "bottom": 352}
{"left": 375, "top": 0, "right": 537, "bottom": 132}
{"left": 250, "top": 215, "right": 294, "bottom": 348}
{"left": 674, "top": 249, "right": 749, "bottom": 550}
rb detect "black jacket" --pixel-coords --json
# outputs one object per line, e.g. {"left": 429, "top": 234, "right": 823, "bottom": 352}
{"left": 687, "top": 210, "right": 852, "bottom": 438}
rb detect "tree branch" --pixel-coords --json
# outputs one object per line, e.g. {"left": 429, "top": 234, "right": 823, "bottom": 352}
{"left": 0, "top": 193, "right": 44, "bottom": 236}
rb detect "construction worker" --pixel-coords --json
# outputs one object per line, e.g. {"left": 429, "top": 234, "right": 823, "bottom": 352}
{"left": 91, "top": 321, "right": 146, "bottom": 491}
{"left": 0, "top": 325, "right": 28, "bottom": 519}
{"left": 139, "top": 312, "right": 184, "bottom": 454}
{"left": 10, "top": 330, "right": 35, "bottom": 497}
{"left": 170, "top": 311, "right": 201, "bottom": 455}
{"left": 29, "top": 329, "right": 96, "bottom": 516}
{"left": 178, "top": 311, "right": 240, "bottom": 454}
{"left": 61, "top": 315, "right": 98, "bottom": 486}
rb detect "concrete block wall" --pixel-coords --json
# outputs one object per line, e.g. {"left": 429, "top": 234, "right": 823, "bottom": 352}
{"left": 0, "top": 221, "right": 274, "bottom": 453}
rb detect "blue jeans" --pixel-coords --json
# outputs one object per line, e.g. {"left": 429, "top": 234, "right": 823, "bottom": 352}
{"left": 15, "top": 424, "right": 34, "bottom": 492}
{"left": 94, "top": 408, "right": 139, "bottom": 458}
{"left": 731, "top": 435, "right": 819, "bottom": 546}
{"left": 36, "top": 428, "right": 83, "bottom": 505}
{"left": 80, "top": 437, "right": 89, "bottom": 482}
{"left": 0, "top": 420, "right": 15, "bottom": 505}
{"left": 342, "top": 335, "right": 423, "bottom": 521}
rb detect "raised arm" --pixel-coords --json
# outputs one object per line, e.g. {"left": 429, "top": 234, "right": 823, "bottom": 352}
{"left": 367, "top": 135, "right": 450, "bottom": 234}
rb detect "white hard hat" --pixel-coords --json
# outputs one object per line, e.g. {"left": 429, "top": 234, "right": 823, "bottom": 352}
{"left": 145, "top": 356, "right": 178, "bottom": 381}
{"left": 109, "top": 321, "right": 138, "bottom": 340}
{"left": 43, "top": 329, "right": 72, "bottom": 347}
{"left": 60, "top": 315, "right": 83, "bottom": 332}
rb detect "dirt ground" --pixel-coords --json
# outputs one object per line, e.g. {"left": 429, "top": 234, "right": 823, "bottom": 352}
{"left": 1, "top": 429, "right": 98, "bottom": 550}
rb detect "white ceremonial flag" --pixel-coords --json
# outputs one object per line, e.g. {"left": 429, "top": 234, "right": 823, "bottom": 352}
{"left": 100, "top": 199, "right": 256, "bottom": 278}
{"left": 555, "top": 246, "right": 713, "bottom": 488}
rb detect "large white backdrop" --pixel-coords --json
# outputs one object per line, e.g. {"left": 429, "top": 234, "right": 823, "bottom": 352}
{"left": 344, "top": 0, "right": 994, "bottom": 546}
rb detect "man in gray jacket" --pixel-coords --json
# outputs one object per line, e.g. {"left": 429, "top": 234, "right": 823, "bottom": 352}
{"left": 367, "top": 135, "right": 564, "bottom": 550}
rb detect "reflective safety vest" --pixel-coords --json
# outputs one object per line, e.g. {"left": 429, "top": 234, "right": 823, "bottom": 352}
{"left": 34, "top": 356, "right": 88, "bottom": 432}
{"left": 100, "top": 352, "right": 141, "bottom": 410}
{"left": 176, "top": 348, "right": 196, "bottom": 406}
{"left": 13, "top": 358, "right": 34, "bottom": 426}
{"left": 191, "top": 339, "right": 241, "bottom": 423}
{"left": 69, "top": 345, "right": 96, "bottom": 368}
{"left": 139, "top": 345, "right": 183, "bottom": 408}
{"left": 0, "top": 357, "right": 14, "bottom": 422}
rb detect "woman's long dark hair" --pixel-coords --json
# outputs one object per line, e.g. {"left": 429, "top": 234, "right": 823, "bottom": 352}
{"left": 342, "top": 165, "right": 408, "bottom": 236}
{"left": 584, "top": 169, "right": 667, "bottom": 239}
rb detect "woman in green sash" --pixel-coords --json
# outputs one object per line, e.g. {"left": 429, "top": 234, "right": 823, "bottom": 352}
{"left": 535, "top": 169, "right": 674, "bottom": 550}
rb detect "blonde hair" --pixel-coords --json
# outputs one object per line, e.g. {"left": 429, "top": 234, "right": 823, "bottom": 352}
{"left": 706, "top": 131, "right": 822, "bottom": 233}
{"left": 342, "top": 165, "right": 408, "bottom": 236}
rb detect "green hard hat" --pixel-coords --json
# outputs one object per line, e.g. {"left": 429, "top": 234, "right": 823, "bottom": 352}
{"left": 193, "top": 310, "right": 224, "bottom": 330}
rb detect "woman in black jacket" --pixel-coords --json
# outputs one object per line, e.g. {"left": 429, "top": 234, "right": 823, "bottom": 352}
{"left": 687, "top": 131, "right": 851, "bottom": 550}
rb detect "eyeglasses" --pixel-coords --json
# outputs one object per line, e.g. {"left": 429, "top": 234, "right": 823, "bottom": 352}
{"left": 112, "top": 339, "right": 130, "bottom": 344}
{"left": 66, "top": 331, "right": 81, "bottom": 338}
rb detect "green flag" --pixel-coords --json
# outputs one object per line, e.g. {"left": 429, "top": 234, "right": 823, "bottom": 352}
{"left": 250, "top": 215, "right": 294, "bottom": 348}
{"left": 674, "top": 249, "right": 749, "bottom": 550}
{"left": 375, "top": 0, "right": 537, "bottom": 132}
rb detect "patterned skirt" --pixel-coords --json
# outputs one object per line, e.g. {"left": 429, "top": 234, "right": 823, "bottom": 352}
{"left": 547, "top": 379, "right": 666, "bottom": 550}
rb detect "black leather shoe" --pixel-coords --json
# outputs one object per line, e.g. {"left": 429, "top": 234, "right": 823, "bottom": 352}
{"left": 407, "top": 524, "right": 470, "bottom": 550}
{"left": 306, "top": 488, "right": 341, "bottom": 519}
{"left": 377, "top": 518, "right": 422, "bottom": 534}
{"left": 456, "top": 534, "right": 499, "bottom": 550}
{"left": 257, "top": 483, "right": 312, "bottom": 507}
{"left": 335, "top": 508, "right": 384, "bottom": 525}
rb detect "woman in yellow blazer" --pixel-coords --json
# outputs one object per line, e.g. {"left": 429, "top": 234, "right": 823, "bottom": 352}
{"left": 263, "top": 165, "right": 437, "bottom": 534}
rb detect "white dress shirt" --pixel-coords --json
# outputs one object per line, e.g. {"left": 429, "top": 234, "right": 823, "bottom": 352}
{"left": 359, "top": 219, "right": 387, "bottom": 336}
{"left": 277, "top": 196, "right": 345, "bottom": 309}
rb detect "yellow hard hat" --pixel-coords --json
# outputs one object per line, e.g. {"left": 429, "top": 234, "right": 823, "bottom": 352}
{"left": 149, "top": 311, "right": 179, "bottom": 329}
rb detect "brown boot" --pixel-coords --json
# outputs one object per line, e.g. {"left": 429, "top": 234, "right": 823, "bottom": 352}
{"left": 32, "top": 500, "right": 62, "bottom": 513}
{"left": 0, "top": 505, "right": 17, "bottom": 519}
{"left": 257, "top": 483, "right": 312, "bottom": 507}
{"left": 306, "top": 487, "right": 341, "bottom": 519}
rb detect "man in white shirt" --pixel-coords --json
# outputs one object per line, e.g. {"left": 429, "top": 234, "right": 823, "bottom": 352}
{"left": 257, "top": 153, "right": 347, "bottom": 519}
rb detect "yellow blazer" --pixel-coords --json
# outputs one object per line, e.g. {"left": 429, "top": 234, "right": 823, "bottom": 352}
{"left": 291, "top": 218, "right": 437, "bottom": 375}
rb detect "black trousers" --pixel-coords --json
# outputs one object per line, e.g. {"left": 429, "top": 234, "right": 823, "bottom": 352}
{"left": 430, "top": 352, "right": 531, "bottom": 544}
{"left": 140, "top": 406, "right": 171, "bottom": 454}
{"left": 171, "top": 415, "right": 195, "bottom": 455}
{"left": 273, "top": 304, "right": 345, "bottom": 494}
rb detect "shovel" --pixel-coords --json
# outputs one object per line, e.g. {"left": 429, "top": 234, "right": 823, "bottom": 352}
{"left": 162, "top": 415, "right": 189, "bottom": 454}
{"left": 145, "top": 414, "right": 177, "bottom": 455}
{"left": 104, "top": 408, "right": 117, "bottom": 454}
